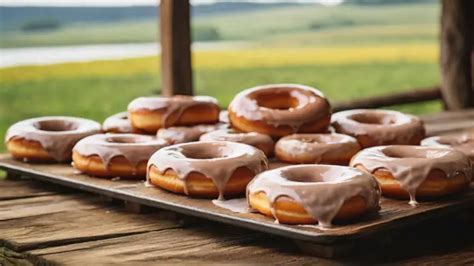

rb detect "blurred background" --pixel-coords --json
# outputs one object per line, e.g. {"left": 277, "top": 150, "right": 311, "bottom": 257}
{"left": 0, "top": 0, "right": 440, "bottom": 150}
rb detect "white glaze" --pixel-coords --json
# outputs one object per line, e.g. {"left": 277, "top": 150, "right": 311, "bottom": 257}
{"left": 228, "top": 84, "right": 331, "bottom": 131}
{"left": 128, "top": 95, "right": 219, "bottom": 127}
{"left": 147, "top": 141, "right": 268, "bottom": 200}
{"left": 331, "top": 109, "right": 424, "bottom": 147}
{"left": 275, "top": 133, "right": 360, "bottom": 164}
{"left": 350, "top": 145, "right": 472, "bottom": 204}
{"left": 73, "top": 133, "right": 169, "bottom": 169}
{"left": 247, "top": 164, "right": 381, "bottom": 228}
{"left": 200, "top": 128, "right": 274, "bottom": 153}
{"left": 6, "top": 116, "right": 101, "bottom": 162}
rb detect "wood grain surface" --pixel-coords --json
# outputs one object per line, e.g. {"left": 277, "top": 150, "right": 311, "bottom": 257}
{"left": 0, "top": 178, "right": 472, "bottom": 264}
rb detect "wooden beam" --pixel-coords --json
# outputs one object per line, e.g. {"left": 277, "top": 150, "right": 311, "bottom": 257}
{"left": 333, "top": 86, "right": 442, "bottom": 112}
{"left": 160, "top": 0, "right": 193, "bottom": 96}
{"left": 440, "top": 0, "right": 474, "bottom": 109}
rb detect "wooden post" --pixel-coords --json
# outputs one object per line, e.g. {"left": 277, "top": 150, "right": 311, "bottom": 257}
{"left": 440, "top": 0, "right": 474, "bottom": 109}
{"left": 160, "top": 0, "right": 193, "bottom": 96}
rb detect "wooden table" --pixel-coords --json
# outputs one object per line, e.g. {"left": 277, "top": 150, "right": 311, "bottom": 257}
{"left": 1, "top": 110, "right": 473, "bottom": 265}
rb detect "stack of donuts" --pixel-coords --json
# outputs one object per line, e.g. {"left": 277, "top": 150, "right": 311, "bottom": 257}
{"left": 5, "top": 83, "right": 473, "bottom": 228}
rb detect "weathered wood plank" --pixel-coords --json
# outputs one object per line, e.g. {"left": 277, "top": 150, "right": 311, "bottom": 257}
{"left": 0, "top": 206, "right": 182, "bottom": 252}
{"left": 26, "top": 214, "right": 474, "bottom": 265}
{"left": 0, "top": 179, "right": 60, "bottom": 200}
{"left": 0, "top": 154, "right": 473, "bottom": 248}
{"left": 27, "top": 226, "right": 320, "bottom": 265}
{"left": 333, "top": 87, "right": 441, "bottom": 112}
{"left": 424, "top": 120, "right": 474, "bottom": 136}
{"left": 396, "top": 247, "right": 474, "bottom": 265}
{"left": 421, "top": 108, "right": 474, "bottom": 123}
{"left": 0, "top": 247, "right": 33, "bottom": 266}
{"left": 420, "top": 109, "right": 474, "bottom": 136}
{"left": 0, "top": 194, "right": 105, "bottom": 221}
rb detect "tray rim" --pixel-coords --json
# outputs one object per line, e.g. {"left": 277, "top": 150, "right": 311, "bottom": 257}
{"left": 1, "top": 156, "right": 473, "bottom": 245}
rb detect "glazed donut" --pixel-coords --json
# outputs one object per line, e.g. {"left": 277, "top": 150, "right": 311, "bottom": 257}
{"left": 157, "top": 124, "right": 222, "bottom": 144}
{"left": 200, "top": 128, "right": 274, "bottom": 157}
{"left": 5, "top": 116, "right": 101, "bottom": 162}
{"left": 228, "top": 84, "right": 331, "bottom": 137}
{"left": 247, "top": 164, "right": 380, "bottom": 227}
{"left": 350, "top": 145, "right": 472, "bottom": 205}
{"left": 147, "top": 141, "right": 268, "bottom": 200}
{"left": 128, "top": 95, "right": 220, "bottom": 134}
{"left": 422, "top": 130, "right": 474, "bottom": 162}
{"left": 72, "top": 134, "right": 168, "bottom": 178}
{"left": 103, "top": 112, "right": 145, "bottom": 134}
{"left": 275, "top": 133, "right": 361, "bottom": 165}
{"left": 331, "top": 109, "right": 425, "bottom": 148}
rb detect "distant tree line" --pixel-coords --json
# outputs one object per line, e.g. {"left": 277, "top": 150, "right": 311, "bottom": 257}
{"left": 192, "top": 26, "right": 220, "bottom": 41}
{"left": 21, "top": 18, "right": 60, "bottom": 32}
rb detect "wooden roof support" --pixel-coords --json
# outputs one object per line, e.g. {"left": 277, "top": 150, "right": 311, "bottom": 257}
{"left": 440, "top": 0, "right": 474, "bottom": 109}
{"left": 160, "top": 0, "right": 193, "bottom": 96}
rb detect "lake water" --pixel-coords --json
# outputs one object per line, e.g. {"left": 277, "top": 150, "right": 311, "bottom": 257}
{"left": 0, "top": 41, "right": 246, "bottom": 68}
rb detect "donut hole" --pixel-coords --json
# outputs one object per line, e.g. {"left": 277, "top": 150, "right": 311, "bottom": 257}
{"left": 255, "top": 91, "right": 300, "bottom": 110}
{"left": 281, "top": 165, "right": 360, "bottom": 183}
{"left": 106, "top": 136, "right": 148, "bottom": 144}
{"left": 35, "top": 120, "right": 78, "bottom": 132}
{"left": 180, "top": 144, "right": 229, "bottom": 159}
{"left": 350, "top": 113, "right": 397, "bottom": 125}
{"left": 182, "top": 151, "right": 217, "bottom": 159}
{"left": 286, "top": 174, "right": 324, "bottom": 183}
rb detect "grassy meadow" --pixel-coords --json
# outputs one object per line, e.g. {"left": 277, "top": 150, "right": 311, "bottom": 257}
{"left": 0, "top": 2, "right": 442, "bottom": 152}
{"left": 1, "top": 3, "right": 439, "bottom": 48}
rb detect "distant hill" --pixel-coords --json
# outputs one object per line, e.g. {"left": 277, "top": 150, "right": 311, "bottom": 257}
{"left": 0, "top": 3, "right": 297, "bottom": 31}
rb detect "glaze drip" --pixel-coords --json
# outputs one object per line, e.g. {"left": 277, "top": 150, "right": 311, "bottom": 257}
{"left": 5, "top": 116, "right": 101, "bottom": 162}
{"left": 147, "top": 141, "right": 268, "bottom": 200}
{"left": 212, "top": 198, "right": 251, "bottom": 213}
{"left": 229, "top": 84, "right": 331, "bottom": 131}
{"left": 73, "top": 133, "right": 169, "bottom": 169}
{"left": 350, "top": 145, "right": 473, "bottom": 204}
{"left": 247, "top": 164, "right": 381, "bottom": 228}
{"left": 331, "top": 109, "right": 425, "bottom": 147}
{"left": 128, "top": 95, "right": 219, "bottom": 127}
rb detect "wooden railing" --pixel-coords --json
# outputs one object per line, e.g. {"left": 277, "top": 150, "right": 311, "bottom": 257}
{"left": 333, "top": 86, "right": 442, "bottom": 112}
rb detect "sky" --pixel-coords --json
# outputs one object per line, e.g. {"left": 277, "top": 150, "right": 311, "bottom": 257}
{"left": 0, "top": 0, "right": 343, "bottom": 7}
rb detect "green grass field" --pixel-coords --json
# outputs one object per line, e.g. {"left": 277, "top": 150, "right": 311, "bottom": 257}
{"left": 0, "top": 3, "right": 443, "bottom": 153}
{"left": 0, "top": 52, "right": 441, "bottom": 151}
